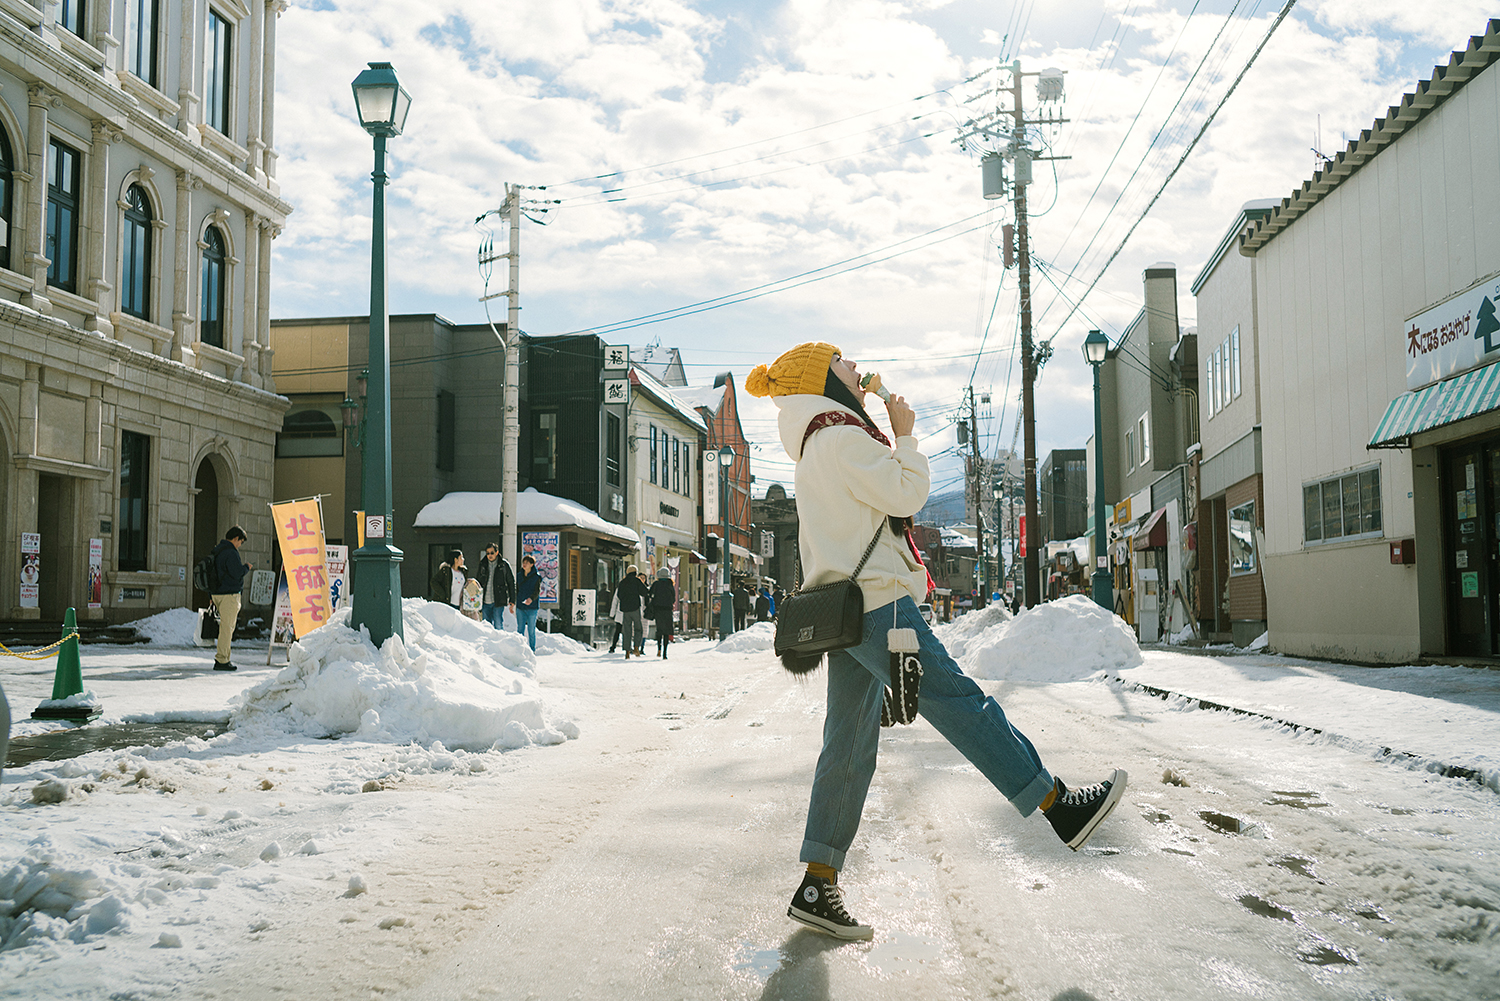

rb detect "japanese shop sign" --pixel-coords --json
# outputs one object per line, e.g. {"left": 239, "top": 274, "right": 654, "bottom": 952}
{"left": 1406, "top": 272, "right": 1500, "bottom": 390}
{"left": 604, "top": 344, "right": 629, "bottom": 370}
{"left": 87, "top": 539, "right": 103, "bottom": 609}
{"left": 521, "top": 530, "right": 560, "bottom": 605}
{"left": 19, "top": 532, "right": 39, "bottom": 608}
{"left": 604, "top": 378, "right": 629, "bottom": 404}
{"left": 271, "top": 499, "right": 332, "bottom": 638}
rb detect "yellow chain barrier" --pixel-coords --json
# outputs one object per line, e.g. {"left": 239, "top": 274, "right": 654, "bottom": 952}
{"left": 0, "top": 632, "right": 80, "bottom": 660}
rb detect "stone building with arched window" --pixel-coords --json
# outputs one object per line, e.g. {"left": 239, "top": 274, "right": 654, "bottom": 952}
{"left": 0, "top": 3, "right": 292, "bottom": 623}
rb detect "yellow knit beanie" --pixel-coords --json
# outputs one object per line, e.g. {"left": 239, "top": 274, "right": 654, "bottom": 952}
{"left": 745, "top": 342, "right": 842, "bottom": 398}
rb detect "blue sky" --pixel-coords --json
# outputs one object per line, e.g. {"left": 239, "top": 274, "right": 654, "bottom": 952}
{"left": 270, "top": 0, "right": 1494, "bottom": 498}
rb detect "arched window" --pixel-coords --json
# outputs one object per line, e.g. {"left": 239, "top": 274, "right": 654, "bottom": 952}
{"left": 200, "top": 226, "right": 225, "bottom": 348}
{"left": 276, "top": 407, "right": 343, "bottom": 457}
{"left": 121, "top": 184, "right": 152, "bottom": 319}
{"left": 0, "top": 126, "right": 12, "bottom": 271}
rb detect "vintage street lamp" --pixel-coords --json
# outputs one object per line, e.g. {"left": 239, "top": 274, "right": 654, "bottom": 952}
{"left": 1083, "top": 329, "right": 1112, "bottom": 610}
{"left": 717, "top": 446, "right": 736, "bottom": 639}
{"left": 348, "top": 62, "right": 411, "bottom": 647}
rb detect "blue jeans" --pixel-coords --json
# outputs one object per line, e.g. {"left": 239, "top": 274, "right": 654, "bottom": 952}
{"left": 482, "top": 603, "right": 506, "bottom": 630}
{"left": 801, "top": 596, "right": 1054, "bottom": 871}
{"left": 516, "top": 607, "right": 539, "bottom": 649}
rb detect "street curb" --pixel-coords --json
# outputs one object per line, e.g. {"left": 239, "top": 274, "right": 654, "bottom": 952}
{"left": 1103, "top": 674, "right": 1496, "bottom": 793}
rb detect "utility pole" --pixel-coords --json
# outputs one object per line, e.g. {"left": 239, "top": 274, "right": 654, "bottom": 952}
{"left": 1010, "top": 62, "right": 1041, "bottom": 609}
{"left": 478, "top": 187, "right": 523, "bottom": 573}
{"left": 965, "top": 385, "right": 986, "bottom": 608}
{"left": 959, "top": 61, "right": 1067, "bottom": 607}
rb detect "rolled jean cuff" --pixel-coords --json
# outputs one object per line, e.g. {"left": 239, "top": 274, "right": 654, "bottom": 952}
{"left": 799, "top": 839, "right": 846, "bottom": 872}
{"left": 1013, "top": 768, "right": 1056, "bottom": 818}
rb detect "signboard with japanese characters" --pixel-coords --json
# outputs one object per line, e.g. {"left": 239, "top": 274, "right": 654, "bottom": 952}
{"left": 760, "top": 531, "right": 775, "bottom": 558}
{"left": 571, "top": 588, "right": 596, "bottom": 626}
{"left": 604, "top": 378, "right": 629, "bottom": 405}
{"left": 604, "top": 344, "right": 629, "bottom": 370}
{"left": 326, "top": 545, "right": 350, "bottom": 611}
{"left": 1406, "top": 272, "right": 1500, "bottom": 390}
{"left": 19, "top": 532, "right": 39, "bottom": 608}
{"left": 521, "top": 530, "right": 561, "bottom": 604}
{"left": 271, "top": 499, "right": 332, "bottom": 638}
{"left": 87, "top": 538, "right": 103, "bottom": 609}
{"left": 703, "top": 452, "right": 720, "bottom": 523}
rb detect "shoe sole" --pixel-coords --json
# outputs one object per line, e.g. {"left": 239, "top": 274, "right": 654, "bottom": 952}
{"left": 1066, "top": 768, "right": 1127, "bottom": 851}
{"left": 787, "top": 906, "right": 874, "bottom": 941}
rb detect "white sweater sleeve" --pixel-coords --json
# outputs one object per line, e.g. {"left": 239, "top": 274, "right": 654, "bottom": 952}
{"left": 830, "top": 428, "right": 930, "bottom": 518}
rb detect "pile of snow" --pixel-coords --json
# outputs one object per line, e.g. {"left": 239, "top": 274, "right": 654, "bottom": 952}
{"left": 128, "top": 607, "right": 201, "bottom": 647}
{"left": 229, "top": 600, "right": 578, "bottom": 751}
{"left": 715, "top": 622, "right": 775, "bottom": 654}
{"left": 533, "top": 630, "right": 594, "bottom": 656}
{"left": 0, "top": 839, "right": 126, "bottom": 951}
{"left": 938, "top": 595, "right": 1141, "bottom": 683}
{"left": 933, "top": 602, "right": 1013, "bottom": 660}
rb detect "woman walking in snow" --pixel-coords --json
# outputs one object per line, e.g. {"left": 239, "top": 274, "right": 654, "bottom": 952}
{"left": 746, "top": 342, "right": 1127, "bottom": 942}
{"left": 649, "top": 568, "right": 677, "bottom": 658}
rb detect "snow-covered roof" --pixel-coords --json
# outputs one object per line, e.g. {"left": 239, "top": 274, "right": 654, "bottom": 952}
{"left": 413, "top": 489, "right": 641, "bottom": 544}
{"left": 670, "top": 382, "right": 727, "bottom": 415}
{"left": 631, "top": 366, "right": 708, "bottom": 432}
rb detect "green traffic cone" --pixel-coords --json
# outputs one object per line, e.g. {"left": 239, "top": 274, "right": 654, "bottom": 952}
{"left": 51, "top": 607, "right": 84, "bottom": 700}
{"left": 32, "top": 607, "right": 100, "bottom": 722}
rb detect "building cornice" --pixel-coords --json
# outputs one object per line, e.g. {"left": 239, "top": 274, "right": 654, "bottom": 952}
{"left": 1240, "top": 19, "right": 1500, "bottom": 256}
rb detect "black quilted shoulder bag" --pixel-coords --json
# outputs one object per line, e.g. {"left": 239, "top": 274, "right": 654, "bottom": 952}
{"left": 774, "top": 522, "right": 884, "bottom": 672}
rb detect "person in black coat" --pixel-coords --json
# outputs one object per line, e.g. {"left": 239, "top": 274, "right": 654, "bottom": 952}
{"left": 430, "top": 550, "right": 467, "bottom": 608}
{"left": 475, "top": 543, "right": 515, "bottom": 629}
{"left": 615, "top": 565, "right": 651, "bottom": 658}
{"left": 649, "top": 569, "right": 677, "bottom": 658}
{"left": 733, "top": 584, "right": 751, "bottom": 631}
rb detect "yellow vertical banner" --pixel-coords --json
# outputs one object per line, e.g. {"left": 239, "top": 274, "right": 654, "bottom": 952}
{"left": 271, "top": 499, "right": 332, "bottom": 638}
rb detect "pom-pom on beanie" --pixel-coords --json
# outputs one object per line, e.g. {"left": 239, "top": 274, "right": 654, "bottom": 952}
{"left": 745, "top": 342, "right": 842, "bottom": 398}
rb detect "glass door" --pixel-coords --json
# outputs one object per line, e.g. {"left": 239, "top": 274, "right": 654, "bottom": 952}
{"left": 1444, "top": 447, "right": 1490, "bottom": 655}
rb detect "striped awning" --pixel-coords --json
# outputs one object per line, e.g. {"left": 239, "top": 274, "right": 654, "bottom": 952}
{"left": 1369, "top": 363, "right": 1500, "bottom": 449}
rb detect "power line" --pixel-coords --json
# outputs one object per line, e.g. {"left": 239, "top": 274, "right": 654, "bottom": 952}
{"left": 1042, "top": 0, "right": 1300, "bottom": 348}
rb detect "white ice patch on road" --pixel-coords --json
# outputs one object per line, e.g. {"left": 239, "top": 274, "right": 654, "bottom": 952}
{"left": 228, "top": 600, "right": 576, "bottom": 751}
{"left": 938, "top": 595, "right": 1142, "bottom": 682}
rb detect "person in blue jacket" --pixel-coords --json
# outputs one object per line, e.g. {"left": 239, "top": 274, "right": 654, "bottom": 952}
{"left": 515, "top": 555, "right": 542, "bottom": 650}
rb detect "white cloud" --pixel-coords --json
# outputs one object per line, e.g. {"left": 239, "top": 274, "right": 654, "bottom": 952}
{"left": 270, "top": 0, "right": 1489, "bottom": 492}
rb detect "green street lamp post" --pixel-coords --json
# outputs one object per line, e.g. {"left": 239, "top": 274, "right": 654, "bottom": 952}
{"left": 349, "top": 62, "right": 411, "bottom": 647}
{"left": 1083, "top": 329, "right": 1112, "bottom": 610}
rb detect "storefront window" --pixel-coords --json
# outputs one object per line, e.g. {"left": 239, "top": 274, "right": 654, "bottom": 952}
{"left": 1229, "top": 500, "right": 1256, "bottom": 574}
{"left": 1303, "top": 467, "right": 1382, "bottom": 544}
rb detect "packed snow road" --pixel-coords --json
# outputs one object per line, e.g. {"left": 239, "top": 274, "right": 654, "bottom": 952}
{"left": 3, "top": 603, "right": 1497, "bottom": 1000}
{"left": 224, "top": 647, "right": 1496, "bottom": 1001}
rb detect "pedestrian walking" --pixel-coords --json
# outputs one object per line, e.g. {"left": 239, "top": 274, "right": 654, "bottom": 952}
{"left": 755, "top": 587, "right": 771, "bottom": 622}
{"left": 615, "top": 565, "right": 650, "bottom": 658}
{"left": 429, "top": 550, "right": 467, "bottom": 609}
{"left": 649, "top": 569, "right": 677, "bottom": 658}
{"left": 476, "top": 543, "right": 515, "bottom": 630}
{"left": 209, "top": 526, "right": 254, "bottom": 671}
{"left": 746, "top": 341, "right": 1127, "bottom": 941}
{"left": 605, "top": 583, "right": 624, "bottom": 653}
{"left": 515, "top": 555, "right": 541, "bottom": 650}
{"left": 733, "top": 584, "right": 750, "bottom": 631}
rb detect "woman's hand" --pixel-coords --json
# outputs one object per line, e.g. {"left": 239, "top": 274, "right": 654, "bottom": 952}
{"left": 886, "top": 394, "right": 916, "bottom": 439}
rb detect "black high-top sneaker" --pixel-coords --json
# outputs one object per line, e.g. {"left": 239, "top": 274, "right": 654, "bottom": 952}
{"left": 787, "top": 872, "right": 873, "bottom": 941}
{"left": 1045, "top": 768, "right": 1127, "bottom": 850}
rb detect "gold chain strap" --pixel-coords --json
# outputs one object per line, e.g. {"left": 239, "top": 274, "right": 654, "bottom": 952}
{"left": 0, "top": 632, "right": 81, "bottom": 660}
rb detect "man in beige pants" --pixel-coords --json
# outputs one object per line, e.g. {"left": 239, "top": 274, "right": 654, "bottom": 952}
{"left": 208, "top": 526, "right": 253, "bottom": 671}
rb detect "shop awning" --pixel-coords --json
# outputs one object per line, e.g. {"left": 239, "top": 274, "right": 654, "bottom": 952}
{"left": 1132, "top": 507, "right": 1168, "bottom": 551}
{"left": 1369, "top": 363, "right": 1500, "bottom": 449}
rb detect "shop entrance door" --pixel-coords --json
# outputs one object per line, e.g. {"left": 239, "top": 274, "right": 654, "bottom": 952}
{"left": 1442, "top": 443, "right": 1500, "bottom": 655}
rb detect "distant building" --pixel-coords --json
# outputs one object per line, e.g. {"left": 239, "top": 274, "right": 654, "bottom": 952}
{"left": 752, "top": 483, "right": 798, "bottom": 589}
{"left": 1039, "top": 448, "right": 1088, "bottom": 545}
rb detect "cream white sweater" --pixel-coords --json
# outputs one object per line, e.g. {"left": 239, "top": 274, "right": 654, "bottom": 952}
{"left": 775, "top": 395, "right": 931, "bottom": 609}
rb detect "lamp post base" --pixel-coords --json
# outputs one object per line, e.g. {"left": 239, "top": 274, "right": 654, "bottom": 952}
{"left": 1091, "top": 568, "right": 1113, "bottom": 612}
{"left": 351, "top": 543, "right": 405, "bottom": 647}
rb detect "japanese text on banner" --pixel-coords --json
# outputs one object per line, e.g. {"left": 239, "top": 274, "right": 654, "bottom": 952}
{"left": 271, "top": 499, "right": 332, "bottom": 638}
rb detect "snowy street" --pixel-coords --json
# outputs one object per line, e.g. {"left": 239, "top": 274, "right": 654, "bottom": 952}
{"left": 3, "top": 601, "right": 1499, "bottom": 1000}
